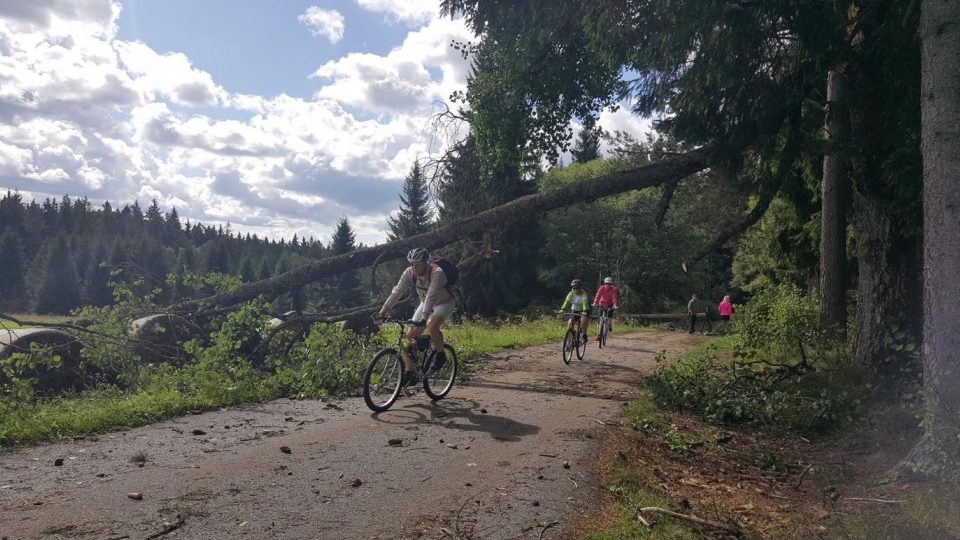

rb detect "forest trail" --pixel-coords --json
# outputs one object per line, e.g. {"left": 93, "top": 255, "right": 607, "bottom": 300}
{"left": 0, "top": 331, "right": 705, "bottom": 540}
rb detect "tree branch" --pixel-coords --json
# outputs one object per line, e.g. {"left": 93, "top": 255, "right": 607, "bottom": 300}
{"left": 174, "top": 149, "right": 710, "bottom": 312}
{"left": 682, "top": 180, "right": 779, "bottom": 272}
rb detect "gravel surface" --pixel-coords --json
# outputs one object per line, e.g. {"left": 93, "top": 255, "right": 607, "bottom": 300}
{"left": 0, "top": 331, "right": 703, "bottom": 540}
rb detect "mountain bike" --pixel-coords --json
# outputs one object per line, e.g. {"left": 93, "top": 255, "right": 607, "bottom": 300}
{"left": 362, "top": 317, "right": 458, "bottom": 413}
{"left": 560, "top": 311, "right": 587, "bottom": 364}
{"left": 595, "top": 306, "right": 610, "bottom": 348}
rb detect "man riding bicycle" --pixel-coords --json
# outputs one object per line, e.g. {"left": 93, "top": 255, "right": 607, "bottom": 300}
{"left": 560, "top": 279, "right": 590, "bottom": 344}
{"left": 593, "top": 276, "right": 619, "bottom": 340}
{"left": 376, "top": 248, "right": 455, "bottom": 387}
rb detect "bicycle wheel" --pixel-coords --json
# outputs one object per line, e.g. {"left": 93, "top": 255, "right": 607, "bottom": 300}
{"left": 576, "top": 330, "right": 586, "bottom": 360}
{"left": 599, "top": 320, "right": 608, "bottom": 348}
{"left": 562, "top": 329, "right": 576, "bottom": 364}
{"left": 424, "top": 344, "right": 458, "bottom": 400}
{"left": 363, "top": 348, "right": 404, "bottom": 412}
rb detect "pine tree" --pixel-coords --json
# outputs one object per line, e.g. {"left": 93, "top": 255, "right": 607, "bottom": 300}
{"left": 257, "top": 256, "right": 272, "bottom": 280}
{"left": 32, "top": 236, "right": 81, "bottom": 314}
{"left": 82, "top": 243, "right": 113, "bottom": 307}
{"left": 388, "top": 162, "right": 434, "bottom": 240}
{"left": 330, "top": 217, "right": 362, "bottom": 306}
{"left": 0, "top": 227, "right": 26, "bottom": 310}
{"left": 571, "top": 118, "right": 603, "bottom": 163}
{"left": 237, "top": 256, "right": 256, "bottom": 282}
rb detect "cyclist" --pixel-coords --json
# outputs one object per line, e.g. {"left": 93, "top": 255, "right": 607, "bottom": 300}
{"left": 560, "top": 279, "right": 590, "bottom": 344}
{"left": 592, "top": 276, "right": 619, "bottom": 340}
{"left": 376, "top": 248, "right": 455, "bottom": 387}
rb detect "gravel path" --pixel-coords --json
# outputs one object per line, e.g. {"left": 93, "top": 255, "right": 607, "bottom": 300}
{"left": 0, "top": 331, "right": 704, "bottom": 540}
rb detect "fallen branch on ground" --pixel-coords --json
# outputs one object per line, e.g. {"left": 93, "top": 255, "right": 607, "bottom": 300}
{"left": 635, "top": 506, "right": 741, "bottom": 536}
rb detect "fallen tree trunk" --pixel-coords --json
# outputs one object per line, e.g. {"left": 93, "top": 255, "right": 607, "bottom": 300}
{"left": 174, "top": 149, "right": 709, "bottom": 312}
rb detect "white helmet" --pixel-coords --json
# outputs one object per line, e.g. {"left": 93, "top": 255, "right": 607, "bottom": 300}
{"left": 406, "top": 248, "right": 430, "bottom": 264}
{"left": 604, "top": 276, "right": 614, "bottom": 284}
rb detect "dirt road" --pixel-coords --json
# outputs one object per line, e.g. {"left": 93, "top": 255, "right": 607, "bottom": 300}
{"left": 0, "top": 331, "right": 703, "bottom": 540}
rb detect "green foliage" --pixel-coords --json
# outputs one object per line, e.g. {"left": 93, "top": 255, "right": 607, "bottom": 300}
{"left": 274, "top": 323, "right": 385, "bottom": 398}
{"left": 31, "top": 235, "right": 81, "bottom": 314}
{"left": 648, "top": 287, "right": 858, "bottom": 434}
{"left": 0, "top": 227, "right": 26, "bottom": 310}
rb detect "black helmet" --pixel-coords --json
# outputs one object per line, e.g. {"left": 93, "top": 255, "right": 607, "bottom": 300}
{"left": 406, "top": 248, "right": 430, "bottom": 264}
{"left": 570, "top": 278, "right": 583, "bottom": 288}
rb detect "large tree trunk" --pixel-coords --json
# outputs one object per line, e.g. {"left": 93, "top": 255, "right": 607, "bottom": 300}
{"left": 819, "top": 70, "right": 850, "bottom": 330}
{"left": 908, "top": 0, "right": 960, "bottom": 471}
{"left": 174, "top": 150, "right": 709, "bottom": 312}
{"left": 850, "top": 191, "right": 922, "bottom": 378}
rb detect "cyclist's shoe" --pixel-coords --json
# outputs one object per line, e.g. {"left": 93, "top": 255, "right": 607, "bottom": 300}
{"left": 582, "top": 334, "right": 589, "bottom": 345}
{"left": 401, "top": 370, "right": 419, "bottom": 388}
{"left": 431, "top": 351, "right": 447, "bottom": 372}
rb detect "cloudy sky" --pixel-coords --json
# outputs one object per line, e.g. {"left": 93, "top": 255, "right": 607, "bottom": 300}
{"left": 0, "top": 0, "right": 651, "bottom": 244}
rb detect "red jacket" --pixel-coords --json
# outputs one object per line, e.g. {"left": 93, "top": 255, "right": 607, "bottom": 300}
{"left": 593, "top": 285, "right": 619, "bottom": 308}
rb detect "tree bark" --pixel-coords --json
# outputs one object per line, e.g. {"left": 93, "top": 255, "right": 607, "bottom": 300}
{"left": 911, "top": 0, "right": 960, "bottom": 470}
{"left": 174, "top": 150, "right": 709, "bottom": 312}
{"left": 850, "top": 190, "right": 921, "bottom": 378}
{"left": 819, "top": 69, "right": 851, "bottom": 330}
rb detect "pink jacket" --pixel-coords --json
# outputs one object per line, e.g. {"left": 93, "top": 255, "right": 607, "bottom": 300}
{"left": 719, "top": 300, "right": 733, "bottom": 317}
{"left": 593, "top": 285, "right": 619, "bottom": 308}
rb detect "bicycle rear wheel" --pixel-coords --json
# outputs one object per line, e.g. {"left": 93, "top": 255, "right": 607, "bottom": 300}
{"left": 562, "top": 329, "right": 576, "bottom": 364}
{"left": 363, "top": 348, "right": 404, "bottom": 412}
{"left": 424, "top": 344, "right": 458, "bottom": 400}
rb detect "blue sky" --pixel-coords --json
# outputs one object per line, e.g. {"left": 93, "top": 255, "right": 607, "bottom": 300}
{"left": 0, "top": 0, "right": 652, "bottom": 244}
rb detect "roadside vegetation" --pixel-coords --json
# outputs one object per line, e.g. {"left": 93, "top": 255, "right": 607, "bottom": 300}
{"left": 582, "top": 286, "right": 960, "bottom": 538}
{"left": 0, "top": 277, "right": 648, "bottom": 447}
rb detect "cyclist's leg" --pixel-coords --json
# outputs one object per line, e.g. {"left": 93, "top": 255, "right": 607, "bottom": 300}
{"left": 404, "top": 303, "right": 427, "bottom": 371}
{"left": 426, "top": 303, "right": 454, "bottom": 351}
{"left": 607, "top": 308, "right": 614, "bottom": 332}
{"left": 579, "top": 312, "right": 589, "bottom": 341}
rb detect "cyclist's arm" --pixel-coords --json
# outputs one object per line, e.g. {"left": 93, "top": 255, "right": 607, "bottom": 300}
{"left": 593, "top": 289, "right": 602, "bottom": 306}
{"left": 560, "top": 290, "right": 574, "bottom": 311}
{"left": 381, "top": 267, "right": 413, "bottom": 314}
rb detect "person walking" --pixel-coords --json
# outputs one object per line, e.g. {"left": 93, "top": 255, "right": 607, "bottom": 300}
{"left": 687, "top": 294, "right": 698, "bottom": 334}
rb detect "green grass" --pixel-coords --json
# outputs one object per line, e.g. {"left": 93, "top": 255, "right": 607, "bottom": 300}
{"left": 0, "top": 317, "right": 655, "bottom": 447}
{"left": 443, "top": 316, "right": 651, "bottom": 359}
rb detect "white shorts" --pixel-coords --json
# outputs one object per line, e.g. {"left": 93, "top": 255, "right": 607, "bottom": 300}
{"left": 413, "top": 301, "right": 455, "bottom": 322}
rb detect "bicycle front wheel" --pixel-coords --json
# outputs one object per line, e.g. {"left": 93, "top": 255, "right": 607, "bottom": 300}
{"left": 562, "top": 329, "right": 576, "bottom": 364}
{"left": 424, "top": 344, "right": 458, "bottom": 400}
{"left": 363, "top": 348, "right": 404, "bottom": 412}
{"left": 599, "top": 321, "right": 608, "bottom": 348}
{"left": 576, "top": 330, "right": 586, "bottom": 360}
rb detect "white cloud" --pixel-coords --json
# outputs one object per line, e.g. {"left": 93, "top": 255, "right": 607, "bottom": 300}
{"left": 311, "top": 17, "right": 472, "bottom": 116}
{"left": 0, "top": 0, "right": 474, "bottom": 244}
{"left": 298, "top": 6, "right": 345, "bottom": 43}
{"left": 354, "top": 0, "right": 438, "bottom": 26}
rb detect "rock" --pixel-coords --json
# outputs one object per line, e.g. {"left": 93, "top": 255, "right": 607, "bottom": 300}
{"left": 446, "top": 443, "right": 458, "bottom": 449}
{"left": 280, "top": 446, "right": 292, "bottom": 454}
{"left": 127, "top": 492, "right": 143, "bottom": 500}
{"left": 54, "top": 458, "right": 64, "bottom": 466}
{"left": 562, "top": 461, "right": 571, "bottom": 469}
{"left": 191, "top": 429, "right": 206, "bottom": 435}
{"left": 388, "top": 439, "right": 403, "bottom": 446}
{"left": 350, "top": 478, "right": 362, "bottom": 487}
{"left": 480, "top": 408, "right": 488, "bottom": 414}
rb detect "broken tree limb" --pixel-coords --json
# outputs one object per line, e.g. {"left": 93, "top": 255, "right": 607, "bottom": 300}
{"left": 681, "top": 179, "right": 780, "bottom": 273}
{"left": 636, "top": 507, "right": 741, "bottom": 536}
{"left": 173, "top": 149, "right": 709, "bottom": 312}
{"left": 653, "top": 178, "right": 680, "bottom": 230}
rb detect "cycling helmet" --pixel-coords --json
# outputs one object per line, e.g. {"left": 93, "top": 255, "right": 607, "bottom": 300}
{"left": 570, "top": 279, "right": 583, "bottom": 288}
{"left": 604, "top": 276, "right": 614, "bottom": 284}
{"left": 406, "top": 247, "right": 430, "bottom": 264}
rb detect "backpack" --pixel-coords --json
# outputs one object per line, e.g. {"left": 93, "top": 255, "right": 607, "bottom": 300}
{"left": 432, "top": 257, "right": 459, "bottom": 287}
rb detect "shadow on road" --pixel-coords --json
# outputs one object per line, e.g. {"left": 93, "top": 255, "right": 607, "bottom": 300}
{"left": 369, "top": 398, "right": 540, "bottom": 442}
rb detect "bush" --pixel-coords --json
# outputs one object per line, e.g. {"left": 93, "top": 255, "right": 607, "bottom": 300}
{"left": 648, "top": 286, "right": 859, "bottom": 434}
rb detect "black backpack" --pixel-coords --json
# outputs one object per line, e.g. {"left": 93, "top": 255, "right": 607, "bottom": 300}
{"left": 432, "top": 257, "right": 459, "bottom": 287}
